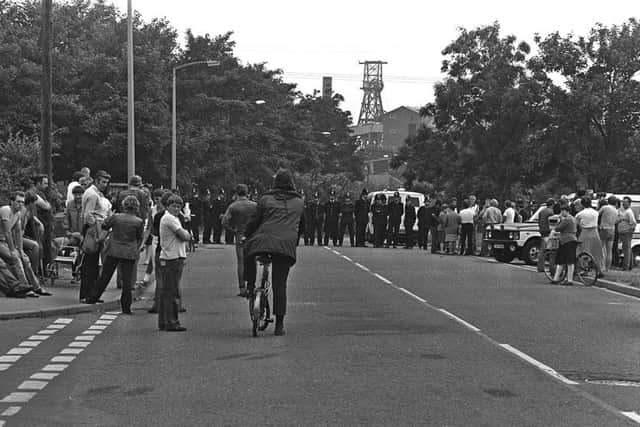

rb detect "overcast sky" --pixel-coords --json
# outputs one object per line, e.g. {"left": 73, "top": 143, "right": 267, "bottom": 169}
{"left": 109, "top": 0, "right": 637, "bottom": 122}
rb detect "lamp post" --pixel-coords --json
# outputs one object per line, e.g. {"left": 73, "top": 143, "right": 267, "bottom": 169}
{"left": 127, "top": 0, "right": 135, "bottom": 180}
{"left": 171, "top": 60, "right": 220, "bottom": 190}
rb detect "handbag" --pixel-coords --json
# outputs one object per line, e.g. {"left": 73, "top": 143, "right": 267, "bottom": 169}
{"left": 81, "top": 224, "right": 100, "bottom": 254}
{"left": 546, "top": 235, "right": 559, "bottom": 250}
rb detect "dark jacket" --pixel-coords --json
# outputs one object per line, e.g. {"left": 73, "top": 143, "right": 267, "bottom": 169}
{"left": 372, "top": 203, "right": 388, "bottom": 226}
{"left": 404, "top": 204, "right": 416, "bottom": 227}
{"left": 324, "top": 200, "right": 341, "bottom": 225}
{"left": 304, "top": 200, "right": 322, "bottom": 224}
{"left": 355, "top": 198, "right": 369, "bottom": 222}
{"left": 102, "top": 213, "right": 144, "bottom": 260}
{"left": 245, "top": 186, "right": 304, "bottom": 265}
{"left": 222, "top": 198, "right": 258, "bottom": 237}
{"left": 115, "top": 187, "right": 149, "bottom": 220}
{"left": 340, "top": 199, "right": 355, "bottom": 223}
{"left": 388, "top": 201, "right": 404, "bottom": 224}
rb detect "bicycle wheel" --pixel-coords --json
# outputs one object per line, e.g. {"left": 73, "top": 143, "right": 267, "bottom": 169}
{"left": 575, "top": 252, "right": 597, "bottom": 287}
{"left": 543, "top": 250, "right": 565, "bottom": 282}
{"left": 250, "top": 291, "right": 261, "bottom": 337}
{"left": 259, "top": 297, "right": 271, "bottom": 331}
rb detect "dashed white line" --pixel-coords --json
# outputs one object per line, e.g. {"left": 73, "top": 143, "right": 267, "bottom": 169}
{"left": 0, "top": 364, "right": 10, "bottom": 372}
{"left": 622, "top": 412, "right": 640, "bottom": 423}
{"left": 1, "top": 407, "right": 21, "bottom": 416}
{"left": 0, "top": 356, "right": 21, "bottom": 363}
{"left": 46, "top": 324, "right": 66, "bottom": 330}
{"left": 341, "top": 255, "right": 352, "bottom": 262}
{"left": 438, "top": 309, "right": 481, "bottom": 332}
{"left": 53, "top": 318, "right": 73, "bottom": 324}
{"left": 396, "top": 287, "right": 427, "bottom": 303}
{"left": 74, "top": 335, "right": 95, "bottom": 341}
{"left": 88, "top": 325, "right": 107, "bottom": 330}
{"left": 499, "top": 344, "right": 578, "bottom": 385}
{"left": 18, "top": 381, "right": 47, "bottom": 391}
{"left": 7, "top": 348, "right": 32, "bottom": 355}
{"left": 41, "top": 364, "right": 68, "bottom": 372}
{"left": 68, "top": 341, "right": 91, "bottom": 348}
{"left": 354, "top": 262, "right": 370, "bottom": 272}
{"left": 30, "top": 373, "right": 58, "bottom": 380}
{"left": 51, "top": 356, "right": 76, "bottom": 363}
{"left": 0, "top": 392, "right": 36, "bottom": 403}
{"left": 60, "top": 348, "right": 84, "bottom": 355}
{"left": 373, "top": 273, "right": 393, "bottom": 285}
{"left": 18, "top": 341, "right": 41, "bottom": 348}
{"left": 94, "top": 320, "right": 112, "bottom": 325}
{"left": 28, "top": 335, "right": 50, "bottom": 341}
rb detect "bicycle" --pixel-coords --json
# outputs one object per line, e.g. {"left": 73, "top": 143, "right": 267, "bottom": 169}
{"left": 543, "top": 239, "right": 598, "bottom": 286}
{"left": 249, "top": 254, "right": 273, "bottom": 337}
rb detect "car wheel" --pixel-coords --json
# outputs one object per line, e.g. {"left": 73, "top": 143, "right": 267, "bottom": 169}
{"left": 493, "top": 249, "right": 515, "bottom": 263}
{"left": 633, "top": 246, "right": 640, "bottom": 268}
{"left": 521, "top": 238, "right": 540, "bottom": 266}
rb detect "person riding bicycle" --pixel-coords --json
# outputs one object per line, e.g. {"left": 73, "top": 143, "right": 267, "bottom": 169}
{"left": 242, "top": 169, "right": 304, "bottom": 336}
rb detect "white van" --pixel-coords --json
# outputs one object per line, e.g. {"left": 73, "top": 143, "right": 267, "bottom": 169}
{"left": 365, "top": 189, "right": 425, "bottom": 242}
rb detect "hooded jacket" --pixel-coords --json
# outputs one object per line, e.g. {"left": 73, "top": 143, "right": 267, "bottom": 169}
{"left": 244, "top": 172, "right": 304, "bottom": 264}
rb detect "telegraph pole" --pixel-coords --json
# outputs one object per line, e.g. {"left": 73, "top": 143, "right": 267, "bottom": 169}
{"left": 40, "top": 0, "right": 53, "bottom": 180}
{"left": 127, "top": 0, "right": 135, "bottom": 179}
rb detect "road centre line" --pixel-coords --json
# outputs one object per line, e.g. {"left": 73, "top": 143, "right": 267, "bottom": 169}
{"left": 622, "top": 412, "right": 640, "bottom": 423}
{"left": 341, "top": 255, "right": 352, "bottom": 262}
{"left": 373, "top": 273, "right": 393, "bottom": 285}
{"left": 438, "top": 309, "right": 481, "bottom": 332}
{"left": 499, "top": 344, "right": 578, "bottom": 385}
{"left": 396, "top": 287, "right": 427, "bottom": 303}
{"left": 354, "top": 262, "right": 370, "bottom": 272}
{"left": 1, "top": 407, "right": 20, "bottom": 416}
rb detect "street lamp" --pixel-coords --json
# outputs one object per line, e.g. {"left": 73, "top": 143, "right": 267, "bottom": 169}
{"left": 127, "top": 0, "right": 134, "bottom": 180}
{"left": 171, "top": 60, "right": 220, "bottom": 189}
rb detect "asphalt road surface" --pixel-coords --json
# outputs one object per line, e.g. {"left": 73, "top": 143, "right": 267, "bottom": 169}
{"left": 1, "top": 245, "right": 640, "bottom": 426}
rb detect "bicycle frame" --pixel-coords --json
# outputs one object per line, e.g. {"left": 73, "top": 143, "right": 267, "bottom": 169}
{"left": 250, "top": 255, "right": 273, "bottom": 336}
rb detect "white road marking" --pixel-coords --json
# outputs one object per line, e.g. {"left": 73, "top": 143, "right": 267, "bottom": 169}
{"left": 105, "top": 311, "right": 121, "bottom": 315}
{"left": 499, "top": 344, "right": 579, "bottom": 385}
{"left": 332, "top": 250, "right": 341, "bottom": 255}
{"left": 30, "top": 373, "right": 58, "bottom": 380}
{"left": 323, "top": 246, "right": 331, "bottom": 250}
{"left": 82, "top": 330, "right": 102, "bottom": 335}
{"left": 0, "top": 356, "right": 21, "bottom": 363}
{"left": 0, "top": 419, "right": 5, "bottom": 425}
{"left": 341, "top": 255, "right": 352, "bottom": 262}
{"left": 18, "top": 381, "right": 47, "bottom": 391}
{"left": 18, "top": 341, "right": 41, "bottom": 347}
{"left": 88, "top": 325, "right": 107, "bottom": 330}
{"left": 373, "top": 273, "right": 392, "bottom": 285}
{"left": 94, "top": 320, "right": 112, "bottom": 325}
{"left": 37, "top": 330, "right": 57, "bottom": 335}
{"left": 396, "top": 287, "right": 427, "bottom": 303}
{"left": 7, "top": 348, "right": 31, "bottom": 355}
{"left": 51, "top": 356, "right": 76, "bottom": 363}
{"left": 0, "top": 392, "right": 36, "bottom": 403}
{"left": 41, "top": 364, "right": 68, "bottom": 372}
{"left": 354, "top": 262, "right": 370, "bottom": 272}
{"left": 622, "top": 411, "right": 640, "bottom": 424}
{"left": 54, "top": 318, "right": 73, "bottom": 324}
{"left": 601, "top": 288, "right": 640, "bottom": 301}
{"left": 68, "top": 341, "right": 90, "bottom": 348}
{"left": 439, "top": 309, "right": 481, "bottom": 332}
{"left": 46, "top": 324, "right": 66, "bottom": 330}
{"left": 0, "top": 364, "right": 10, "bottom": 371}
{"left": 74, "top": 335, "right": 95, "bottom": 341}
{"left": 28, "top": 335, "right": 50, "bottom": 341}
{"left": 60, "top": 348, "right": 84, "bottom": 355}
{"left": 100, "top": 314, "right": 118, "bottom": 320}
{"left": 1, "top": 407, "right": 21, "bottom": 416}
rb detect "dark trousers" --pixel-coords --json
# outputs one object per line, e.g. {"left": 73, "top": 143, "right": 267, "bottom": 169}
{"left": 80, "top": 251, "right": 100, "bottom": 300}
{"left": 324, "top": 222, "right": 338, "bottom": 246}
{"left": 417, "top": 225, "right": 427, "bottom": 249}
{"left": 191, "top": 219, "right": 200, "bottom": 243}
{"left": 213, "top": 220, "right": 223, "bottom": 243}
{"left": 339, "top": 220, "right": 355, "bottom": 246}
{"left": 315, "top": 221, "right": 323, "bottom": 246}
{"left": 41, "top": 222, "right": 52, "bottom": 275}
{"left": 430, "top": 225, "right": 440, "bottom": 252}
{"left": 203, "top": 220, "right": 213, "bottom": 243}
{"left": 244, "top": 254, "right": 291, "bottom": 317}
{"left": 373, "top": 224, "right": 386, "bottom": 247}
{"left": 387, "top": 222, "right": 400, "bottom": 246}
{"left": 158, "top": 258, "right": 185, "bottom": 329}
{"left": 460, "top": 223, "right": 474, "bottom": 255}
{"left": 91, "top": 255, "right": 135, "bottom": 311}
{"left": 0, "top": 257, "right": 31, "bottom": 296}
{"left": 404, "top": 223, "right": 416, "bottom": 247}
{"left": 355, "top": 220, "right": 367, "bottom": 246}
{"left": 304, "top": 221, "right": 317, "bottom": 245}
{"left": 225, "top": 228, "right": 235, "bottom": 244}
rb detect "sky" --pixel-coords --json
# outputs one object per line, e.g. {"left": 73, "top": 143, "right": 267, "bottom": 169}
{"left": 109, "top": 0, "right": 637, "bottom": 122}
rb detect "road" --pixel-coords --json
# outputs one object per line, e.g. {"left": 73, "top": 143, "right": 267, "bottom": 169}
{"left": 1, "top": 245, "right": 639, "bottom": 426}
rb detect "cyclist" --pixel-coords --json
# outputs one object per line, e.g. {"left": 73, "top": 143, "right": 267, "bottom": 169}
{"left": 242, "top": 169, "right": 304, "bottom": 336}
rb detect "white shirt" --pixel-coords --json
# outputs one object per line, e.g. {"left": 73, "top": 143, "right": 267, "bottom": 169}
{"left": 159, "top": 212, "right": 186, "bottom": 260}
{"left": 459, "top": 208, "right": 475, "bottom": 224}
{"left": 503, "top": 207, "right": 516, "bottom": 224}
{"left": 575, "top": 207, "right": 599, "bottom": 228}
{"left": 66, "top": 181, "right": 80, "bottom": 203}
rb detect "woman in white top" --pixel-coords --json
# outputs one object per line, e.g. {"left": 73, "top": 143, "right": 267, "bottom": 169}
{"left": 575, "top": 197, "right": 603, "bottom": 276}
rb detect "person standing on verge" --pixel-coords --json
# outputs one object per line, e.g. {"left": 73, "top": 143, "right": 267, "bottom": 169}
{"left": 211, "top": 190, "right": 226, "bottom": 244}
{"left": 386, "top": 192, "right": 403, "bottom": 248}
{"left": 403, "top": 198, "right": 417, "bottom": 249}
{"left": 598, "top": 196, "right": 618, "bottom": 272}
{"left": 222, "top": 184, "right": 257, "bottom": 297}
{"left": 85, "top": 196, "right": 144, "bottom": 313}
{"left": 371, "top": 194, "right": 387, "bottom": 248}
{"left": 458, "top": 200, "right": 475, "bottom": 255}
{"left": 338, "top": 192, "right": 355, "bottom": 247}
{"left": 303, "top": 191, "right": 320, "bottom": 246}
{"left": 618, "top": 196, "right": 637, "bottom": 271}
{"left": 323, "top": 190, "right": 340, "bottom": 246}
{"left": 354, "top": 189, "right": 369, "bottom": 247}
{"left": 503, "top": 200, "right": 516, "bottom": 224}
{"left": 158, "top": 195, "right": 191, "bottom": 332}
{"left": 243, "top": 169, "right": 304, "bottom": 336}
{"left": 551, "top": 202, "right": 577, "bottom": 285}
{"left": 537, "top": 198, "right": 555, "bottom": 272}
{"left": 575, "top": 197, "right": 604, "bottom": 277}
{"left": 417, "top": 198, "right": 428, "bottom": 250}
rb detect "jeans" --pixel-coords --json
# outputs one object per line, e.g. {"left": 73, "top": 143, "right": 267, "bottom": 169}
{"left": 244, "top": 254, "right": 291, "bottom": 317}
{"left": 91, "top": 256, "right": 135, "bottom": 312}
{"left": 620, "top": 232, "right": 633, "bottom": 270}
{"left": 460, "top": 223, "right": 474, "bottom": 255}
{"left": 599, "top": 228, "right": 614, "bottom": 271}
{"left": 22, "top": 238, "right": 40, "bottom": 277}
{"left": 235, "top": 236, "right": 246, "bottom": 289}
{"left": 0, "top": 241, "right": 40, "bottom": 290}
{"left": 158, "top": 258, "right": 185, "bottom": 329}
{"left": 0, "top": 256, "right": 31, "bottom": 295}
{"left": 80, "top": 250, "right": 101, "bottom": 301}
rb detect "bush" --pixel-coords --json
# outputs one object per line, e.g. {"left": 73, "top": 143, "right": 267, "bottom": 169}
{"left": 0, "top": 132, "right": 40, "bottom": 204}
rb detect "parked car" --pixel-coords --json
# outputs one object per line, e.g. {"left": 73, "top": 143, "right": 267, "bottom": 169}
{"left": 483, "top": 206, "right": 546, "bottom": 265}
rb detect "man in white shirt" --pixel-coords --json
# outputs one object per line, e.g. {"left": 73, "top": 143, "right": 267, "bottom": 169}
{"left": 158, "top": 195, "right": 191, "bottom": 332}
{"left": 459, "top": 200, "right": 476, "bottom": 255}
{"left": 599, "top": 196, "right": 619, "bottom": 271}
{"left": 503, "top": 200, "right": 516, "bottom": 224}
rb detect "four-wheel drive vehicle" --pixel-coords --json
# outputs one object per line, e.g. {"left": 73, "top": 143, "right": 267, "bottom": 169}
{"left": 483, "top": 207, "right": 545, "bottom": 265}
{"left": 365, "top": 189, "right": 425, "bottom": 243}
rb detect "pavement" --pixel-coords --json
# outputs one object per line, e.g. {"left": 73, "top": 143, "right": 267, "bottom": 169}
{"left": 1, "top": 246, "right": 639, "bottom": 321}
{"left": 0, "top": 260, "right": 153, "bottom": 321}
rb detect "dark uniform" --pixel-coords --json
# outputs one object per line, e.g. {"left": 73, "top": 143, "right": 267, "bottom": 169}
{"left": 354, "top": 189, "right": 369, "bottom": 247}
{"left": 190, "top": 194, "right": 203, "bottom": 243}
{"left": 338, "top": 192, "right": 355, "bottom": 247}
{"left": 386, "top": 192, "right": 404, "bottom": 248}
{"left": 211, "top": 193, "right": 227, "bottom": 244}
{"left": 417, "top": 201, "right": 428, "bottom": 249}
{"left": 371, "top": 195, "right": 388, "bottom": 248}
{"left": 323, "top": 192, "right": 341, "bottom": 246}
{"left": 202, "top": 193, "right": 213, "bottom": 244}
{"left": 403, "top": 199, "right": 417, "bottom": 248}
{"left": 223, "top": 193, "right": 235, "bottom": 244}
{"left": 304, "top": 193, "right": 322, "bottom": 246}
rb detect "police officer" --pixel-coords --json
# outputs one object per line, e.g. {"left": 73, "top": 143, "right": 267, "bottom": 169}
{"left": 371, "top": 194, "right": 388, "bottom": 248}
{"left": 189, "top": 191, "right": 203, "bottom": 244}
{"left": 211, "top": 189, "right": 227, "bottom": 244}
{"left": 304, "top": 191, "right": 322, "bottom": 245}
{"left": 386, "top": 191, "right": 404, "bottom": 248}
{"left": 323, "top": 190, "right": 341, "bottom": 246}
{"left": 403, "top": 198, "right": 417, "bottom": 249}
{"left": 354, "top": 189, "right": 369, "bottom": 247}
{"left": 338, "top": 191, "right": 355, "bottom": 247}
{"left": 202, "top": 190, "right": 213, "bottom": 244}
